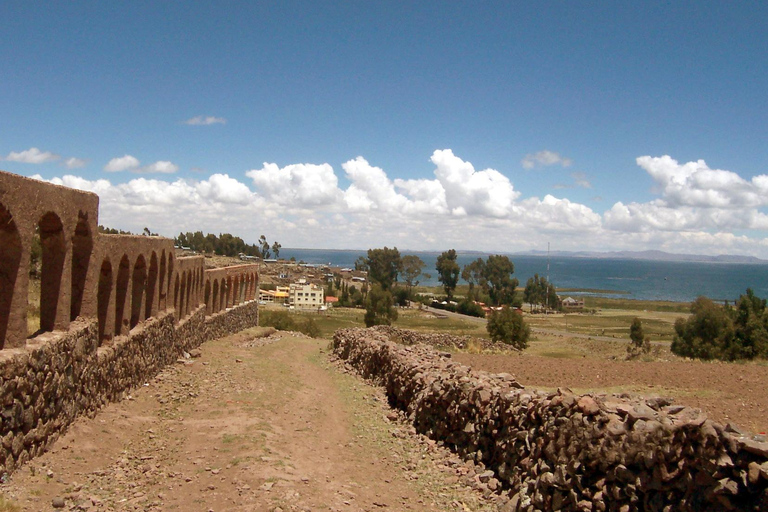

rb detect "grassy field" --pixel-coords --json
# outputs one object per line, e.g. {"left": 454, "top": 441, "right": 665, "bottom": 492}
{"left": 263, "top": 301, "right": 684, "bottom": 362}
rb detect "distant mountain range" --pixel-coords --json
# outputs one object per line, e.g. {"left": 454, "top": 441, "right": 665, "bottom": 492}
{"left": 512, "top": 249, "right": 764, "bottom": 264}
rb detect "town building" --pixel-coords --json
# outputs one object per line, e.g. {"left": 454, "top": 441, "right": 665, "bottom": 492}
{"left": 289, "top": 282, "right": 325, "bottom": 309}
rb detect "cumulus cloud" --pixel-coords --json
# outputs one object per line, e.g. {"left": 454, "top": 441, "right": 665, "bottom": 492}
{"left": 104, "top": 155, "right": 140, "bottom": 172}
{"left": 246, "top": 162, "right": 341, "bottom": 207}
{"left": 137, "top": 161, "right": 179, "bottom": 174}
{"left": 637, "top": 155, "right": 768, "bottom": 208}
{"left": 431, "top": 149, "right": 518, "bottom": 217}
{"left": 602, "top": 156, "right": 768, "bottom": 236}
{"left": 63, "top": 157, "right": 87, "bottom": 169}
{"left": 23, "top": 150, "right": 768, "bottom": 257}
{"left": 104, "top": 155, "right": 179, "bottom": 174}
{"left": 521, "top": 150, "right": 573, "bottom": 170}
{"left": 5, "top": 147, "right": 60, "bottom": 164}
{"left": 185, "top": 116, "right": 226, "bottom": 126}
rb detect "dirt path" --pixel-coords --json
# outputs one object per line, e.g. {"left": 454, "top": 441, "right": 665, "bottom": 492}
{"left": 2, "top": 330, "right": 497, "bottom": 512}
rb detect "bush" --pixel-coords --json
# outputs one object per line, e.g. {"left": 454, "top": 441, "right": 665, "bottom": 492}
{"left": 671, "top": 290, "right": 768, "bottom": 361}
{"left": 364, "top": 284, "right": 398, "bottom": 327}
{"left": 456, "top": 299, "right": 486, "bottom": 318}
{"left": 627, "top": 317, "right": 651, "bottom": 359}
{"left": 486, "top": 306, "right": 530, "bottom": 350}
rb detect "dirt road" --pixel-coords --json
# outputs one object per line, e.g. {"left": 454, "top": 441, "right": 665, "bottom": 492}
{"left": 2, "top": 329, "right": 496, "bottom": 512}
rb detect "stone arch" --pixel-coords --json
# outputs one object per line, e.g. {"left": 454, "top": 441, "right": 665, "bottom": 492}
{"left": 178, "top": 273, "right": 186, "bottom": 320}
{"left": 167, "top": 255, "right": 175, "bottom": 310}
{"left": 0, "top": 202, "right": 23, "bottom": 348}
{"left": 204, "top": 279, "right": 211, "bottom": 315}
{"left": 158, "top": 250, "right": 167, "bottom": 311}
{"left": 146, "top": 252, "right": 158, "bottom": 319}
{"left": 114, "top": 255, "right": 130, "bottom": 336}
{"left": 130, "top": 255, "right": 147, "bottom": 329}
{"left": 232, "top": 276, "right": 240, "bottom": 307}
{"left": 173, "top": 273, "right": 180, "bottom": 320}
{"left": 185, "top": 270, "right": 192, "bottom": 316}
{"left": 220, "top": 277, "right": 227, "bottom": 311}
{"left": 97, "top": 258, "right": 113, "bottom": 342}
{"left": 38, "top": 212, "right": 66, "bottom": 333}
{"left": 239, "top": 275, "right": 246, "bottom": 304}
{"left": 70, "top": 213, "right": 92, "bottom": 321}
{"left": 212, "top": 279, "right": 219, "bottom": 313}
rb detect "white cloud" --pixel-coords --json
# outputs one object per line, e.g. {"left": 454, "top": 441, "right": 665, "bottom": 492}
{"left": 137, "top": 161, "right": 179, "bottom": 174}
{"left": 521, "top": 150, "right": 573, "bottom": 170}
{"left": 431, "top": 149, "right": 518, "bottom": 217}
{"left": 342, "top": 157, "right": 409, "bottom": 212}
{"left": 24, "top": 150, "right": 768, "bottom": 258}
{"left": 63, "top": 157, "right": 87, "bottom": 169}
{"left": 637, "top": 155, "right": 768, "bottom": 208}
{"left": 104, "top": 154, "right": 140, "bottom": 172}
{"left": 5, "top": 147, "right": 60, "bottom": 164}
{"left": 246, "top": 162, "right": 341, "bottom": 207}
{"left": 185, "top": 116, "right": 226, "bottom": 126}
{"left": 104, "top": 155, "right": 179, "bottom": 174}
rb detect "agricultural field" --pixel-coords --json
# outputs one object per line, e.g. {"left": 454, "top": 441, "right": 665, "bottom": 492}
{"left": 276, "top": 302, "right": 768, "bottom": 436}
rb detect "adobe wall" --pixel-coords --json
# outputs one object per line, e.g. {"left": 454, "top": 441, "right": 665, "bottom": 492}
{"left": 0, "top": 169, "right": 260, "bottom": 475}
{"left": 333, "top": 327, "right": 768, "bottom": 511}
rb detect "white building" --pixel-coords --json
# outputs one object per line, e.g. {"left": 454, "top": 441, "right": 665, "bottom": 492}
{"left": 289, "top": 283, "right": 325, "bottom": 309}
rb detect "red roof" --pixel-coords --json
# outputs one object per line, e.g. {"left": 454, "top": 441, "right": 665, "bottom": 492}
{"left": 325, "top": 296, "right": 339, "bottom": 303}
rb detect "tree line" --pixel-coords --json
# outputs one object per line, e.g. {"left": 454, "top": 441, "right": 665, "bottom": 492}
{"left": 174, "top": 231, "right": 281, "bottom": 259}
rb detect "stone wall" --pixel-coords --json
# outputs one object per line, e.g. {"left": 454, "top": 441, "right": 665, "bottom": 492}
{"left": 333, "top": 327, "right": 768, "bottom": 511}
{"left": 0, "top": 301, "right": 259, "bottom": 476}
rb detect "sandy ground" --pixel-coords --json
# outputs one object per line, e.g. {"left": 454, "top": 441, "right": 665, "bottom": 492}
{"left": 454, "top": 351, "right": 768, "bottom": 436}
{"left": 2, "top": 330, "right": 497, "bottom": 512}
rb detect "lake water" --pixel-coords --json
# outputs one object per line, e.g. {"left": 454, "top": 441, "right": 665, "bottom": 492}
{"left": 277, "top": 248, "right": 768, "bottom": 303}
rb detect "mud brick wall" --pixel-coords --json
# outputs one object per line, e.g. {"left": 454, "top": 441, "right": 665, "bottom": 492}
{"left": 333, "top": 327, "right": 768, "bottom": 512}
{"left": 0, "top": 301, "right": 258, "bottom": 476}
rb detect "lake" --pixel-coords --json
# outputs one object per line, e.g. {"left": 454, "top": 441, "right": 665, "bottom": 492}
{"left": 277, "top": 248, "right": 768, "bottom": 303}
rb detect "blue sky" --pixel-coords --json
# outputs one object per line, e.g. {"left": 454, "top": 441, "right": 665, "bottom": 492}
{"left": 3, "top": 2, "right": 768, "bottom": 256}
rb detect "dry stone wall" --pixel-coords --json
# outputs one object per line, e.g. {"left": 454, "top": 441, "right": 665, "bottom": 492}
{"left": 0, "top": 169, "right": 261, "bottom": 476}
{"left": 0, "top": 301, "right": 258, "bottom": 476}
{"left": 333, "top": 327, "right": 768, "bottom": 512}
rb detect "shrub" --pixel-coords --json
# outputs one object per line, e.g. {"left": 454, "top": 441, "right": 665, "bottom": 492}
{"left": 486, "top": 306, "right": 530, "bottom": 350}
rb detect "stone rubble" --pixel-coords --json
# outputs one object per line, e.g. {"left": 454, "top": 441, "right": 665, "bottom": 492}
{"left": 333, "top": 327, "right": 768, "bottom": 511}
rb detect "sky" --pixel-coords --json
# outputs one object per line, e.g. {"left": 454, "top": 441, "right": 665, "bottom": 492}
{"left": 2, "top": 1, "right": 768, "bottom": 257}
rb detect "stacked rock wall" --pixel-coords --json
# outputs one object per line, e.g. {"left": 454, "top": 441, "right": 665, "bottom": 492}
{"left": 333, "top": 327, "right": 768, "bottom": 511}
{"left": 0, "top": 301, "right": 259, "bottom": 476}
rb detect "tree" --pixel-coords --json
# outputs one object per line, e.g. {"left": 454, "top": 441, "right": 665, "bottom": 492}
{"left": 259, "top": 235, "right": 271, "bottom": 259}
{"left": 366, "top": 247, "right": 401, "bottom": 291}
{"left": 271, "top": 241, "right": 282, "bottom": 259}
{"left": 461, "top": 258, "right": 486, "bottom": 301}
{"left": 627, "top": 317, "right": 651, "bottom": 359}
{"left": 436, "top": 249, "right": 460, "bottom": 299}
{"left": 354, "top": 256, "right": 369, "bottom": 272}
{"left": 671, "top": 297, "right": 734, "bottom": 360}
{"left": 523, "top": 274, "right": 559, "bottom": 312}
{"left": 486, "top": 306, "right": 530, "bottom": 350}
{"left": 482, "top": 255, "right": 519, "bottom": 306}
{"left": 401, "top": 255, "right": 425, "bottom": 296}
{"left": 364, "top": 284, "right": 398, "bottom": 327}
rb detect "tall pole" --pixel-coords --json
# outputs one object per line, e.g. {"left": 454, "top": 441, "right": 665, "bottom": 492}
{"left": 546, "top": 242, "right": 550, "bottom": 311}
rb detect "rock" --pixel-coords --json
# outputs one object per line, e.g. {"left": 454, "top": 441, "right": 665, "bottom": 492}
{"left": 577, "top": 396, "right": 600, "bottom": 416}
{"left": 52, "top": 496, "right": 66, "bottom": 508}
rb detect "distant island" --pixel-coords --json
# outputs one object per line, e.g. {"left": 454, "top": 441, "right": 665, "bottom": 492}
{"left": 512, "top": 249, "right": 764, "bottom": 264}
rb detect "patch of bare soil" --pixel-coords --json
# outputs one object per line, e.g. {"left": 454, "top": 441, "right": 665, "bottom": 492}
{"left": 454, "top": 352, "right": 768, "bottom": 436}
{"left": 2, "top": 330, "right": 497, "bottom": 512}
